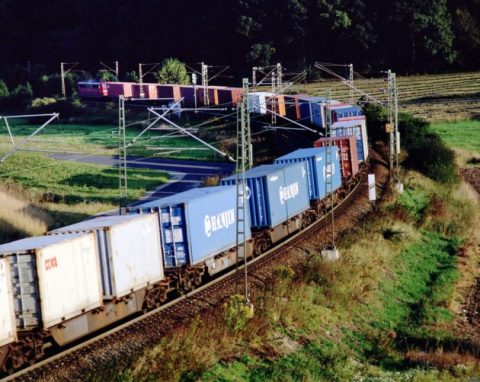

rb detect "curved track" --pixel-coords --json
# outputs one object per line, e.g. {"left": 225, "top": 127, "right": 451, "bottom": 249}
{"left": 4, "top": 169, "right": 368, "bottom": 382}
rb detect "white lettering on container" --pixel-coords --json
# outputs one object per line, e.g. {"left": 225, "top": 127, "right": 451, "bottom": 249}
{"left": 279, "top": 182, "right": 299, "bottom": 205}
{"left": 204, "top": 209, "right": 235, "bottom": 237}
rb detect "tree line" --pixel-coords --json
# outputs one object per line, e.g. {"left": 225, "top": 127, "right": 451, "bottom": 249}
{"left": 0, "top": 0, "right": 479, "bottom": 87}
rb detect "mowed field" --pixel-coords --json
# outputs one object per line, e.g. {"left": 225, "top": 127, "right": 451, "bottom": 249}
{"left": 292, "top": 71, "right": 480, "bottom": 122}
{"left": 431, "top": 120, "right": 480, "bottom": 154}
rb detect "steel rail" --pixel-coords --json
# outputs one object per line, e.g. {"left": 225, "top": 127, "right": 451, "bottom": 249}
{"left": 3, "top": 169, "right": 367, "bottom": 382}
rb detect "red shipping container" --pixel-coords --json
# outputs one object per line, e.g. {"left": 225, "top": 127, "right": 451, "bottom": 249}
{"left": 105, "top": 82, "right": 128, "bottom": 98}
{"left": 180, "top": 86, "right": 195, "bottom": 106}
{"left": 196, "top": 87, "right": 219, "bottom": 106}
{"left": 313, "top": 136, "right": 359, "bottom": 179}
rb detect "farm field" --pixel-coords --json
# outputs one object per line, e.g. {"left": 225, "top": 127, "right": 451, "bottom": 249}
{"left": 292, "top": 71, "right": 480, "bottom": 122}
{"left": 431, "top": 120, "right": 480, "bottom": 154}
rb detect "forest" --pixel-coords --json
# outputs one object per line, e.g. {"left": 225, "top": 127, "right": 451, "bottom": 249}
{"left": 0, "top": 0, "right": 479, "bottom": 86}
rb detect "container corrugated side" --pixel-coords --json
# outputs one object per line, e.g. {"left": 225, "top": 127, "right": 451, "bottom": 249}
{"left": 313, "top": 136, "right": 359, "bottom": 178}
{"left": 129, "top": 186, "right": 250, "bottom": 269}
{"left": 222, "top": 163, "right": 310, "bottom": 228}
{"left": 37, "top": 233, "right": 103, "bottom": 328}
{"left": 331, "top": 119, "right": 368, "bottom": 161}
{"left": 0, "top": 234, "right": 103, "bottom": 329}
{"left": 51, "top": 214, "right": 164, "bottom": 299}
{"left": 275, "top": 147, "right": 342, "bottom": 200}
{"left": 0, "top": 258, "right": 16, "bottom": 347}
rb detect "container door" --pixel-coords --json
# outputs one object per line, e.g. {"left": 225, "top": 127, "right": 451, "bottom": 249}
{"left": 282, "top": 163, "right": 310, "bottom": 218}
{"left": 8, "top": 254, "right": 41, "bottom": 329}
{"left": 159, "top": 206, "right": 188, "bottom": 268}
{"left": 0, "top": 258, "right": 16, "bottom": 346}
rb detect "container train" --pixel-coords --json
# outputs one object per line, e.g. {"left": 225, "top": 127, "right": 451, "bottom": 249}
{"left": 77, "top": 80, "right": 368, "bottom": 160}
{"left": 0, "top": 86, "right": 368, "bottom": 373}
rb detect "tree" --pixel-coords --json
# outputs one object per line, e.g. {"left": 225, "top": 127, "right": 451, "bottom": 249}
{"left": 0, "top": 80, "right": 9, "bottom": 97}
{"left": 154, "top": 58, "right": 190, "bottom": 85}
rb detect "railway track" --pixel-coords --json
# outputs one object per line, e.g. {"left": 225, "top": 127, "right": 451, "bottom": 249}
{"left": 3, "top": 168, "right": 370, "bottom": 382}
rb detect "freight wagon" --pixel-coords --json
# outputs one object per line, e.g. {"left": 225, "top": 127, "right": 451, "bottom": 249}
{"left": 50, "top": 214, "right": 164, "bottom": 300}
{"left": 221, "top": 162, "right": 310, "bottom": 247}
{"left": 0, "top": 131, "right": 367, "bottom": 373}
{"left": 128, "top": 186, "right": 252, "bottom": 282}
{"left": 313, "top": 136, "right": 359, "bottom": 179}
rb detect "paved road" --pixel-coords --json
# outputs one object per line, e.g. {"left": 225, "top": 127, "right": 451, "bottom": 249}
{"left": 50, "top": 154, "right": 235, "bottom": 206}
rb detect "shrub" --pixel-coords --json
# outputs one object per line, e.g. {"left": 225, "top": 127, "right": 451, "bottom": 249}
{"left": 154, "top": 58, "right": 190, "bottom": 85}
{"left": 405, "top": 134, "right": 458, "bottom": 184}
{"left": 0, "top": 79, "right": 9, "bottom": 97}
{"left": 223, "top": 294, "right": 254, "bottom": 333}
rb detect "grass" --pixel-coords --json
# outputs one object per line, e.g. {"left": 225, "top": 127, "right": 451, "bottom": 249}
{"left": 0, "top": 119, "right": 231, "bottom": 161}
{"left": 88, "top": 167, "right": 480, "bottom": 381}
{"left": 0, "top": 151, "right": 168, "bottom": 241}
{"left": 431, "top": 120, "right": 480, "bottom": 154}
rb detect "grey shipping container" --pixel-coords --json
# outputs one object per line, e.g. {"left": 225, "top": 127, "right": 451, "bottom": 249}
{"left": 50, "top": 214, "right": 164, "bottom": 299}
{"left": 0, "top": 233, "right": 103, "bottom": 329}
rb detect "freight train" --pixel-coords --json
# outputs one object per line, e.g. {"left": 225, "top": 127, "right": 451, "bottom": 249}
{"left": 0, "top": 86, "right": 368, "bottom": 373}
{"left": 77, "top": 80, "right": 368, "bottom": 160}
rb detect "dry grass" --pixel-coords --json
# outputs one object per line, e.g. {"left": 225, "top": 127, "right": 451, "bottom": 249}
{"left": 0, "top": 188, "right": 52, "bottom": 239}
{"left": 406, "top": 349, "right": 479, "bottom": 371}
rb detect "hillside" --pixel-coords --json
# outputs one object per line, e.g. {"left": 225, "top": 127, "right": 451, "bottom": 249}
{"left": 293, "top": 71, "right": 480, "bottom": 122}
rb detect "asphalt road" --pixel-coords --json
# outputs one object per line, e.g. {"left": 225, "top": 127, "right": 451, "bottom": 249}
{"left": 49, "top": 154, "right": 235, "bottom": 206}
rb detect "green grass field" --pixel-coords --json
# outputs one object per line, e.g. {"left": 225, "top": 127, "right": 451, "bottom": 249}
{"left": 0, "top": 120, "right": 227, "bottom": 161}
{"left": 431, "top": 120, "right": 480, "bottom": 154}
{"left": 0, "top": 151, "right": 169, "bottom": 235}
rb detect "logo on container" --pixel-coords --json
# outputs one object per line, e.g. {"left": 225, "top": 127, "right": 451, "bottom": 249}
{"left": 279, "top": 182, "right": 299, "bottom": 205}
{"left": 204, "top": 208, "right": 235, "bottom": 237}
{"left": 45, "top": 256, "right": 58, "bottom": 271}
{"left": 323, "top": 163, "right": 335, "bottom": 180}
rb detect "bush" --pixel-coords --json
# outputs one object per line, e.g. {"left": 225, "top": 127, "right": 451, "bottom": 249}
{"left": 27, "top": 97, "right": 85, "bottom": 117}
{"left": 405, "top": 134, "right": 458, "bottom": 184}
{"left": 0, "top": 79, "right": 9, "bottom": 97}
{"left": 154, "top": 58, "right": 190, "bottom": 85}
{"left": 363, "top": 105, "right": 458, "bottom": 184}
{"left": 223, "top": 294, "right": 254, "bottom": 333}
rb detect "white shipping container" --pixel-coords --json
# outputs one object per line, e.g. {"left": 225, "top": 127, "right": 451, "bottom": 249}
{"left": 0, "top": 258, "right": 16, "bottom": 347}
{"left": 51, "top": 214, "right": 164, "bottom": 299}
{"left": 0, "top": 233, "right": 103, "bottom": 329}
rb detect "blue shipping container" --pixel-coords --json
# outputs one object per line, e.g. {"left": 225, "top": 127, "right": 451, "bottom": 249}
{"left": 221, "top": 162, "right": 310, "bottom": 229}
{"left": 275, "top": 147, "right": 342, "bottom": 201}
{"left": 128, "top": 186, "right": 250, "bottom": 269}
{"left": 298, "top": 96, "right": 325, "bottom": 126}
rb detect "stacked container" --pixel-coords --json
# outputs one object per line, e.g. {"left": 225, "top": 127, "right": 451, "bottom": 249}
{"left": 106, "top": 82, "right": 132, "bottom": 98}
{"left": 0, "top": 258, "right": 16, "bottom": 347}
{"left": 330, "top": 105, "right": 364, "bottom": 122}
{"left": 249, "top": 92, "right": 274, "bottom": 114}
{"left": 331, "top": 119, "right": 368, "bottom": 161}
{"left": 157, "top": 85, "right": 181, "bottom": 102}
{"left": 0, "top": 234, "right": 103, "bottom": 329}
{"left": 221, "top": 162, "right": 310, "bottom": 228}
{"left": 129, "top": 186, "right": 249, "bottom": 269}
{"left": 284, "top": 94, "right": 308, "bottom": 120}
{"left": 179, "top": 86, "right": 195, "bottom": 106}
{"left": 275, "top": 147, "right": 342, "bottom": 201}
{"left": 50, "top": 214, "right": 164, "bottom": 299}
{"left": 313, "top": 136, "right": 359, "bottom": 179}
